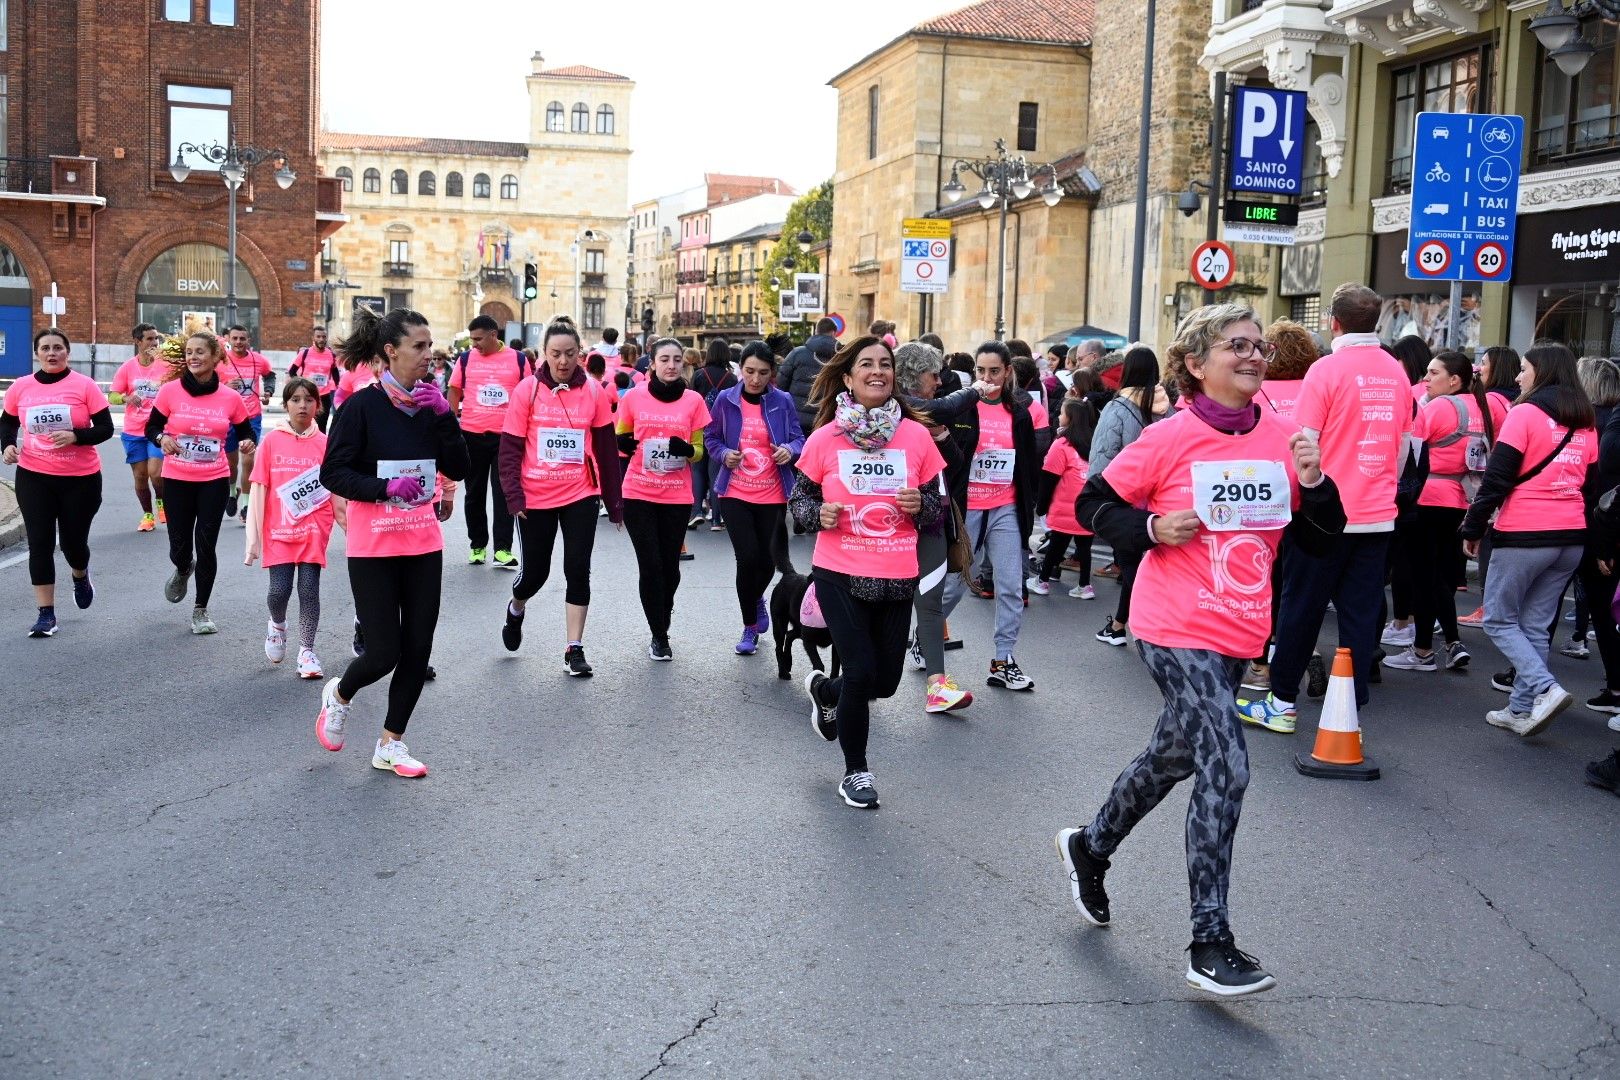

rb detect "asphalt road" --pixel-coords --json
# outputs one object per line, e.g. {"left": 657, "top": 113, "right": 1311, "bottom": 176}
{"left": 3, "top": 438, "right": 1618, "bottom": 1079}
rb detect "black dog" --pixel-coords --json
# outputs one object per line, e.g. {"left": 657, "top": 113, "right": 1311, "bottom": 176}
{"left": 771, "top": 571, "right": 840, "bottom": 681}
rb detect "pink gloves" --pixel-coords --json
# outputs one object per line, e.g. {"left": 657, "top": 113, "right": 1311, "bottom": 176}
{"left": 385, "top": 476, "right": 425, "bottom": 503}
{"left": 411, "top": 382, "right": 450, "bottom": 415}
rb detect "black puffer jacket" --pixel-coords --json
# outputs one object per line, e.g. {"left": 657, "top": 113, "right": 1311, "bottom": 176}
{"left": 778, "top": 333, "right": 838, "bottom": 432}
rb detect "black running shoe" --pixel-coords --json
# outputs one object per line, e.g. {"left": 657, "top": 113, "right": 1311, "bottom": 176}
{"left": 564, "top": 644, "right": 593, "bottom": 677}
{"left": 805, "top": 671, "right": 838, "bottom": 741}
{"left": 423, "top": 665, "right": 436, "bottom": 681}
{"left": 1586, "top": 689, "right": 1620, "bottom": 715}
{"left": 1586, "top": 750, "right": 1620, "bottom": 794}
{"left": 1186, "top": 935, "right": 1277, "bottom": 997}
{"left": 1492, "top": 668, "right": 1515, "bottom": 693}
{"left": 1305, "top": 653, "right": 1329, "bottom": 698}
{"left": 351, "top": 619, "right": 365, "bottom": 658}
{"left": 839, "top": 770, "right": 879, "bottom": 809}
{"left": 224, "top": 493, "right": 239, "bottom": 520}
{"left": 649, "top": 636, "right": 673, "bottom": 662}
{"left": 502, "top": 604, "right": 524, "bottom": 652}
{"left": 72, "top": 572, "right": 94, "bottom": 610}
{"left": 1055, "top": 828, "right": 1111, "bottom": 926}
{"left": 1094, "top": 617, "right": 1127, "bottom": 647}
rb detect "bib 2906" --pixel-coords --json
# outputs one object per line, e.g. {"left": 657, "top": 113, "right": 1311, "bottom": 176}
{"left": 837, "top": 449, "right": 906, "bottom": 495}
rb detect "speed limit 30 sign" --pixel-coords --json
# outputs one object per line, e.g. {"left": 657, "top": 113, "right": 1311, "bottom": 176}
{"left": 1413, "top": 240, "right": 1452, "bottom": 277}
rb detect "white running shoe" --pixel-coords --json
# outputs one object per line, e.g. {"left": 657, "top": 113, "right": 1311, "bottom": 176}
{"left": 906, "top": 635, "right": 927, "bottom": 672}
{"left": 316, "top": 677, "right": 349, "bottom": 752}
{"left": 1025, "top": 575, "right": 1050, "bottom": 596}
{"left": 265, "top": 621, "right": 287, "bottom": 664}
{"left": 296, "top": 647, "right": 323, "bottom": 680}
{"left": 1069, "top": 584, "right": 1096, "bottom": 600}
{"left": 372, "top": 738, "right": 428, "bottom": 778}
{"left": 1380, "top": 620, "right": 1415, "bottom": 648}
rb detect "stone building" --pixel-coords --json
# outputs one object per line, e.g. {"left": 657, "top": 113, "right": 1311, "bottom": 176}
{"left": 825, "top": 0, "right": 1096, "bottom": 347}
{"left": 706, "top": 221, "right": 783, "bottom": 342}
{"left": 669, "top": 178, "right": 797, "bottom": 346}
{"left": 0, "top": 0, "right": 343, "bottom": 374}
{"left": 320, "top": 55, "right": 632, "bottom": 344}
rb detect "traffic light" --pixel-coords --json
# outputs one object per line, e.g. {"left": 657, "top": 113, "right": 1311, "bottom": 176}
{"left": 641, "top": 307, "right": 654, "bottom": 334}
{"left": 523, "top": 263, "right": 538, "bottom": 301}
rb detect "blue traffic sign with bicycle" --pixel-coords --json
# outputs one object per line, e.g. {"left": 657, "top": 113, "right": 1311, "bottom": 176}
{"left": 1406, "top": 112, "right": 1522, "bottom": 283}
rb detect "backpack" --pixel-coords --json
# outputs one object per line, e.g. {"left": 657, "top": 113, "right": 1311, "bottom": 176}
{"left": 694, "top": 365, "right": 732, "bottom": 410}
{"left": 1432, "top": 396, "right": 1491, "bottom": 500}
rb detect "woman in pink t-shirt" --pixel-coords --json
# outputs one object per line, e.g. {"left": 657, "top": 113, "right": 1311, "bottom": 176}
{"left": 1062, "top": 303, "right": 1345, "bottom": 997}
{"left": 790, "top": 336, "right": 946, "bottom": 811}
{"left": 1, "top": 327, "right": 114, "bottom": 638}
{"left": 1028, "top": 399, "right": 1097, "bottom": 598}
{"left": 1461, "top": 342, "right": 1596, "bottom": 735}
{"left": 145, "top": 331, "right": 255, "bottom": 635}
{"left": 615, "top": 337, "right": 711, "bottom": 660}
{"left": 332, "top": 355, "right": 382, "bottom": 413}
{"left": 246, "top": 378, "right": 346, "bottom": 680}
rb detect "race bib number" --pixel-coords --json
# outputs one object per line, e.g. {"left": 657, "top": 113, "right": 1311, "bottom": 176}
{"left": 1191, "top": 460, "right": 1291, "bottom": 532}
{"left": 175, "top": 434, "right": 221, "bottom": 464}
{"left": 24, "top": 403, "right": 72, "bottom": 436}
{"left": 537, "top": 427, "right": 585, "bottom": 465}
{"left": 378, "top": 458, "right": 435, "bottom": 508}
{"left": 837, "top": 449, "right": 906, "bottom": 496}
{"left": 642, "top": 437, "right": 684, "bottom": 474}
{"left": 275, "top": 464, "right": 331, "bottom": 521}
{"left": 476, "top": 383, "right": 509, "bottom": 408}
{"left": 133, "top": 379, "right": 161, "bottom": 402}
{"left": 970, "top": 448, "right": 1016, "bottom": 487}
{"left": 311, "top": 373, "right": 329, "bottom": 389}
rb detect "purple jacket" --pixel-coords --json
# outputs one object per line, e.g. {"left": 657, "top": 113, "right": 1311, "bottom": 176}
{"left": 704, "top": 384, "right": 805, "bottom": 501}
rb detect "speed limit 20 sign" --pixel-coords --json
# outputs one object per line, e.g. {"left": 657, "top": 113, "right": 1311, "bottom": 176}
{"left": 1473, "top": 242, "right": 1507, "bottom": 278}
{"left": 1190, "top": 240, "right": 1236, "bottom": 291}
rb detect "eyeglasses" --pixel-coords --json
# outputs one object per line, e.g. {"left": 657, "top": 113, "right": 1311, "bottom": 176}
{"left": 1216, "top": 337, "right": 1277, "bottom": 361}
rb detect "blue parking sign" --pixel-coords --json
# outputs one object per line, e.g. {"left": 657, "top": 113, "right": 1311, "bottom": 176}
{"left": 1228, "top": 86, "right": 1307, "bottom": 195}
{"left": 1406, "top": 112, "right": 1521, "bottom": 283}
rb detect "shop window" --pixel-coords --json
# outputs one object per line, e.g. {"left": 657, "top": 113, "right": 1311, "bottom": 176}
{"left": 445, "top": 171, "right": 463, "bottom": 197}
{"left": 1386, "top": 45, "right": 1491, "bottom": 195}
{"left": 362, "top": 168, "right": 380, "bottom": 193}
{"left": 1535, "top": 285, "right": 1619, "bottom": 358}
{"left": 1534, "top": 15, "right": 1620, "bottom": 166}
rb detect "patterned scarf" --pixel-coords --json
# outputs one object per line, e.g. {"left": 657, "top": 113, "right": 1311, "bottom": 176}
{"left": 833, "top": 392, "right": 901, "bottom": 451}
{"left": 381, "top": 370, "right": 419, "bottom": 415}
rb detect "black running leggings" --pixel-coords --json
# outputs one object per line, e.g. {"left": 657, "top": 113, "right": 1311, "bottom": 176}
{"left": 340, "top": 551, "right": 442, "bottom": 736}
{"left": 163, "top": 476, "right": 229, "bottom": 607}
{"left": 719, "top": 497, "right": 785, "bottom": 626}
{"left": 623, "top": 500, "right": 689, "bottom": 638}
{"left": 14, "top": 467, "right": 100, "bottom": 588}
{"left": 513, "top": 496, "right": 598, "bottom": 606}
{"left": 1038, "top": 531, "right": 1093, "bottom": 586}
{"left": 812, "top": 570, "right": 912, "bottom": 774}
{"left": 1409, "top": 505, "right": 1466, "bottom": 652}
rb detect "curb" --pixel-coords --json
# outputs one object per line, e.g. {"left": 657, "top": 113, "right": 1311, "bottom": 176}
{"left": 0, "top": 478, "right": 20, "bottom": 553}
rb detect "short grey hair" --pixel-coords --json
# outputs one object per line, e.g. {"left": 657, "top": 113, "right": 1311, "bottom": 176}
{"left": 1166, "top": 303, "right": 1260, "bottom": 399}
{"left": 894, "top": 341, "right": 943, "bottom": 397}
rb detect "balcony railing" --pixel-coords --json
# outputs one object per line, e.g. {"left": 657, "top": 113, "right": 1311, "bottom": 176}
{"left": 673, "top": 311, "right": 705, "bottom": 328}
{"left": 321, "top": 258, "right": 338, "bottom": 275}
{"left": 316, "top": 175, "right": 344, "bottom": 215}
{"left": 1533, "top": 113, "right": 1620, "bottom": 168}
{"left": 707, "top": 273, "right": 719, "bottom": 286}
{"left": 581, "top": 272, "right": 606, "bottom": 288}
{"left": 1384, "top": 154, "right": 1412, "bottom": 197}
{"left": 0, "top": 158, "right": 53, "bottom": 194}
{"left": 1299, "top": 170, "right": 1328, "bottom": 209}
{"left": 480, "top": 265, "right": 512, "bottom": 284}
{"left": 676, "top": 269, "right": 706, "bottom": 285}
{"left": 384, "top": 261, "right": 414, "bottom": 277}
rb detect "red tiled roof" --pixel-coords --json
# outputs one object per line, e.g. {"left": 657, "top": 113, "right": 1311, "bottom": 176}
{"left": 914, "top": 0, "right": 1094, "bottom": 46}
{"left": 704, "top": 174, "right": 799, "bottom": 199}
{"left": 320, "top": 132, "right": 529, "bottom": 159}
{"left": 532, "top": 65, "right": 630, "bottom": 82}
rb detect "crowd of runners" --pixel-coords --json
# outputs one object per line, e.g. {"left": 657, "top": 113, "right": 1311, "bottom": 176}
{"left": 6, "top": 279, "right": 1620, "bottom": 996}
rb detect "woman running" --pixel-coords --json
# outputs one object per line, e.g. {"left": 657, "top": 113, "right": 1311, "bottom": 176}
{"left": 1461, "top": 342, "right": 1595, "bottom": 736}
{"left": 146, "top": 330, "right": 255, "bottom": 634}
{"left": 791, "top": 336, "right": 946, "bottom": 809}
{"left": 1059, "top": 303, "right": 1344, "bottom": 996}
{"left": 1028, "top": 398, "right": 1098, "bottom": 599}
{"left": 616, "top": 337, "right": 711, "bottom": 660}
{"left": 315, "top": 308, "right": 468, "bottom": 777}
{"left": 246, "top": 377, "right": 344, "bottom": 679}
{"left": 498, "top": 320, "right": 623, "bottom": 676}
{"left": 706, "top": 341, "right": 804, "bottom": 655}
{"left": 1, "top": 327, "right": 113, "bottom": 637}
{"left": 110, "top": 323, "right": 168, "bottom": 531}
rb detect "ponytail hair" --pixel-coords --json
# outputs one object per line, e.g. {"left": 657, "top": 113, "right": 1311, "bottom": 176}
{"left": 1061, "top": 398, "right": 1098, "bottom": 459}
{"left": 542, "top": 319, "right": 581, "bottom": 352}
{"left": 1434, "top": 349, "right": 1494, "bottom": 444}
{"left": 337, "top": 307, "right": 428, "bottom": 371}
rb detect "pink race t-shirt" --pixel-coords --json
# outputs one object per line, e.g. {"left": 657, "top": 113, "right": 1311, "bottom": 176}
{"left": 726, "top": 397, "right": 787, "bottom": 504}
{"left": 112, "top": 357, "right": 169, "bottom": 435}
{"left": 1042, "top": 439, "right": 1091, "bottom": 535}
{"left": 1494, "top": 404, "right": 1593, "bottom": 533}
{"left": 502, "top": 376, "right": 616, "bottom": 510}
{"left": 1419, "top": 393, "right": 1508, "bottom": 510}
{"left": 619, "top": 385, "right": 711, "bottom": 505}
{"left": 967, "top": 401, "right": 1017, "bottom": 511}
{"left": 336, "top": 366, "right": 379, "bottom": 407}
{"left": 1261, "top": 379, "right": 1305, "bottom": 423}
{"left": 796, "top": 419, "right": 946, "bottom": 579}
{"left": 449, "top": 347, "right": 527, "bottom": 434}
{"left": 3, "top": 371, "right": 108, "bottom": 477}
{"left": 250, "top": 426, "right": 336, "bottom": 566}
{"left": 345, "top": 459, "right": 442, "bottom": 559}
{"left": 294, "top": 348, "right": 339, "bottom": 397}
{"left": 219, "top": 351, "right": 272, "bottom": 418}
{"left": 154, "top": 379, "right": 248, "bottom": 482}
{"left": 1293, "top": 343, "right": 1413, "bottom": 527}
{"left": 1104, "top": 408, "right": 1305, "bottom": 657}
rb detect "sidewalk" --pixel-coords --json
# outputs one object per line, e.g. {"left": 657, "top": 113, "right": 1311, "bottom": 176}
{"left": 0, "top": 478, "right": 20, "bottom": 551}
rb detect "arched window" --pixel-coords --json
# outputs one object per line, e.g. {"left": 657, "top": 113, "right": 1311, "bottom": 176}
{"left": 546, "top": 101, "right": 565, "bottom": 132}
{"left": 417, "top": 171, "right": 436, "bottom": 196}
{"left": 571, "top": 103, "right": 589, "bottom": 132}
{"left": 473, "top": 173, "right": 491, "bottom": 199}
{"left": 390, "top": 169, "right": 408, "bottom": 195}
{"left": 362, "top": 168, "right": 381, "bottom": 193}
{"left": 596, "top": 105, "right": 615, "bottom": 135}
{"left": 335, "top": 167, "right": 353, "bottom": 191}
{"left": 445, "top": 172, "right": 463, "bottom": 197}
{"left": 500, "top": 174, "right": 518, "bottom": 200}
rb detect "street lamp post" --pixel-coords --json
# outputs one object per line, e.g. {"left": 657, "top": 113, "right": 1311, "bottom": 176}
{"left": 941, "top": 139, "right": 1062, "bottom": 341}
{"left": 169, "top": 136, "right": 295, "bottom": 332}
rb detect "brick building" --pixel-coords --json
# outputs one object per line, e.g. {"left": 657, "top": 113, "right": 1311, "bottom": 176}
{"left": 0, "top": 0, "right": 342, "bottom": 376}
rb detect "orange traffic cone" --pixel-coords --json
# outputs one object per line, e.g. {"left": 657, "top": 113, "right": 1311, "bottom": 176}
{"left": 1295, "top": 647, "right": 1380, "bottom": 781}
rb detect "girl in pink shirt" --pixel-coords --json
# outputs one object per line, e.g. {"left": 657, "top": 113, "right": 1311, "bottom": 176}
{"left": 246, "top": 378, "right": 345, "bottom": 680}
{"left": 790, "top": 337, "right": 946, "bottom": 810}
{"left": 1028, "top": 399, "right": 1096, "bottom": 598}
{"left": 333, "top": 357, "right": 382, "bottom": 412}
{"left": 1, "top": 327, "right": 114, "bottom": 638}
{"left": 110, "top": 323, "right": 170, "bottom": 531}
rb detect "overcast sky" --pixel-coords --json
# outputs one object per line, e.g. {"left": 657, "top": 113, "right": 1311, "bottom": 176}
{"left": 320, "top": 0, "right": 954, "bottom": 204}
